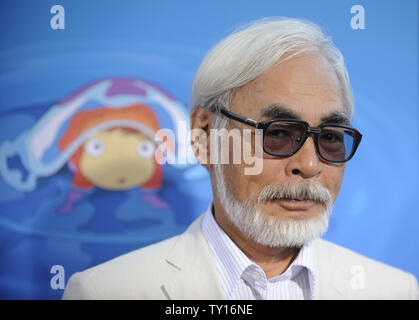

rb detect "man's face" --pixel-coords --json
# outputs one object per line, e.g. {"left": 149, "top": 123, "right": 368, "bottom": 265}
{"left": 220, "top": 53, "right": 346, "bottom": 222}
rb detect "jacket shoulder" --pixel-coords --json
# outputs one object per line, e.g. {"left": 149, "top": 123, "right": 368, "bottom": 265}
{"left": 62, "top": 235, "right": 180, "bottom": 299}
{"left": 313, "top": 239, "right": 419, "bottom": 299}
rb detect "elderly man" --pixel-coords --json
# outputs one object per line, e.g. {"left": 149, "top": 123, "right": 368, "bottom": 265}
{"left": 63, "top": 18, "right": 419, "bottom": 300}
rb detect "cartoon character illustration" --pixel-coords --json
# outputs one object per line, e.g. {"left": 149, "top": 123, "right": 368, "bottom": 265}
{"left": 58, "top": 104, "right": 166, "bottom": 191}
{"left": 56, "top": 103, "right": 175, "bottom": 213}
{"left": 0, "top": 76, "right": 210, "bottom": 228}
{"left": 0, "top": 78, "right": 193, "bottom": 193}
{"left": 0, "top": 78, "right": 213, "bottom": 300}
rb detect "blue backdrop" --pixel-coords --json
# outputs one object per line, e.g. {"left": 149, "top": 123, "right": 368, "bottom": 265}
{"left": 0, "top": 0, "right": 417, "bottom": 299}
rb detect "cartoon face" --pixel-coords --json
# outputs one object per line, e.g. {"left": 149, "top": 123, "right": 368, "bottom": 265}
{"left": 79, "top": 128, "right": 156, "bottom": 190}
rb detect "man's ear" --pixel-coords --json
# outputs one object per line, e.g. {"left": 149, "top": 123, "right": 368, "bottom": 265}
{"left": 190, "top": 107, "right": 213, "bottom": 168}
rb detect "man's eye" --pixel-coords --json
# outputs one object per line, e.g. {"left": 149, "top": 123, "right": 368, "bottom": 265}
{"left": 267, "top": 130, "right": 284, "bottom": 137}
{"left": 321, "top": 132, "right": 343, "bottom": 143}
{"left": 267, "top": 129, "right": 293, "bottom": 138}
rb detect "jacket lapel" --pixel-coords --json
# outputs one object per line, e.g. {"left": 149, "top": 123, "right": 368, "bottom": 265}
{"left": 312, "top": 239, "right": 350, "bottom": 299}
{"left": 161, "top": 215, "right": 225, "bottom": 300}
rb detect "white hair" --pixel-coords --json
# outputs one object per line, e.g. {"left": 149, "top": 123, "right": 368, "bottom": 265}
{"left": 213, "top": 164, "right": 334, "bottom": 248}
{"left": 190, "top": 17, "right": 353, "bottom": 126}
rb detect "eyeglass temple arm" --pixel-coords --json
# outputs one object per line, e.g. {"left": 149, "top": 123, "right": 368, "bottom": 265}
{"left": 219, "top": 108, "right": 259, "bottom": 128}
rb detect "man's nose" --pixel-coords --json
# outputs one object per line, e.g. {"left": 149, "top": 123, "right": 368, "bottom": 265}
{"left": 285, "top": 136, "right": 322, "bottom": 178}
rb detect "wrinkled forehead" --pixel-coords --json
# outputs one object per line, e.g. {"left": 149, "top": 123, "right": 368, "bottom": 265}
{"left": 230, "top": 53, "right": 347, "bottom": 125}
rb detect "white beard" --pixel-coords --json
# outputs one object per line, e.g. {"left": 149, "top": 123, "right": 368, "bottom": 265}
{"left": 213, "top": 164, "right": 334, "bottom": 248}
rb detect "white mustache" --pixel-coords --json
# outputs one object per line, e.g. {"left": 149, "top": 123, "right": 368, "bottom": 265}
{"left": 257, "top": 181, "right": 333, "bottom": 206}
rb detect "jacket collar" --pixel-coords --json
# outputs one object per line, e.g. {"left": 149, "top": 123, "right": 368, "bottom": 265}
{"left": 161, "top": 215, "right": 225, "bottom": 300}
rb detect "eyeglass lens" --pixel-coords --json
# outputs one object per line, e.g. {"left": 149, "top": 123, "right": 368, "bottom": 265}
{"left": 264, "top": 121, "right": 356, "bottom": 161}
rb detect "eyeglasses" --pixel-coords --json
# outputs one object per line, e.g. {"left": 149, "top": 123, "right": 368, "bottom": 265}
{"left": 212, "top": 107, "right": 362, "bottom": 163}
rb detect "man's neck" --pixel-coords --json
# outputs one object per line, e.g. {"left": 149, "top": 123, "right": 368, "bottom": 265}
{"left": 212, "top": 200, "right": 300, "bottom": 279}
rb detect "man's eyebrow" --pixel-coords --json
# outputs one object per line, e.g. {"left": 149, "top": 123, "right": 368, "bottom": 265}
{"left": 321, "top": 111, "right": 351, "bottom": 125}
{"left": 259, "top": 104, "right": 351, "bottom": 125}
{"left": 259, "top": 104, "right": 301, "bottom": 120}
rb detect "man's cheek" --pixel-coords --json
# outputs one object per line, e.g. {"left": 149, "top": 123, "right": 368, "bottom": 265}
{"left": 329, "top": 168, "right": 346, "bottom": 199}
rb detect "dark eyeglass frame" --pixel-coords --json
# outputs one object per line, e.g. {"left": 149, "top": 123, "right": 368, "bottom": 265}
{"left": 212, "top": 107, "right": 363, "bottom": 163}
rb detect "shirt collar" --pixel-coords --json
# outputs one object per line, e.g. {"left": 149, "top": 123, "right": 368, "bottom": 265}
{"left": 201, "top": 203, "right": 316, "bottom": 299}
{"left": 202, "top": 204, "right": 251, "bottom": 298}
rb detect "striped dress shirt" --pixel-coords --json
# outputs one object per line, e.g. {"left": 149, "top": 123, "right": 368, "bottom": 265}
{"left": 201, "top": 205, "right": 316, "bottom": 300}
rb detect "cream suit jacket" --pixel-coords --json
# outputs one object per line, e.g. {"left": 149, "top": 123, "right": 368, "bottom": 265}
{"left": 62, "top": 215, "right": 419, "bottom": 300}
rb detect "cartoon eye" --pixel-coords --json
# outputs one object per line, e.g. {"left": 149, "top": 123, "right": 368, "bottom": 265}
{"left": 137, "top": 140, "right": 155, "bottom": 159}
{"left": 84, "top": 138, "right": 105, "bottom": 157}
